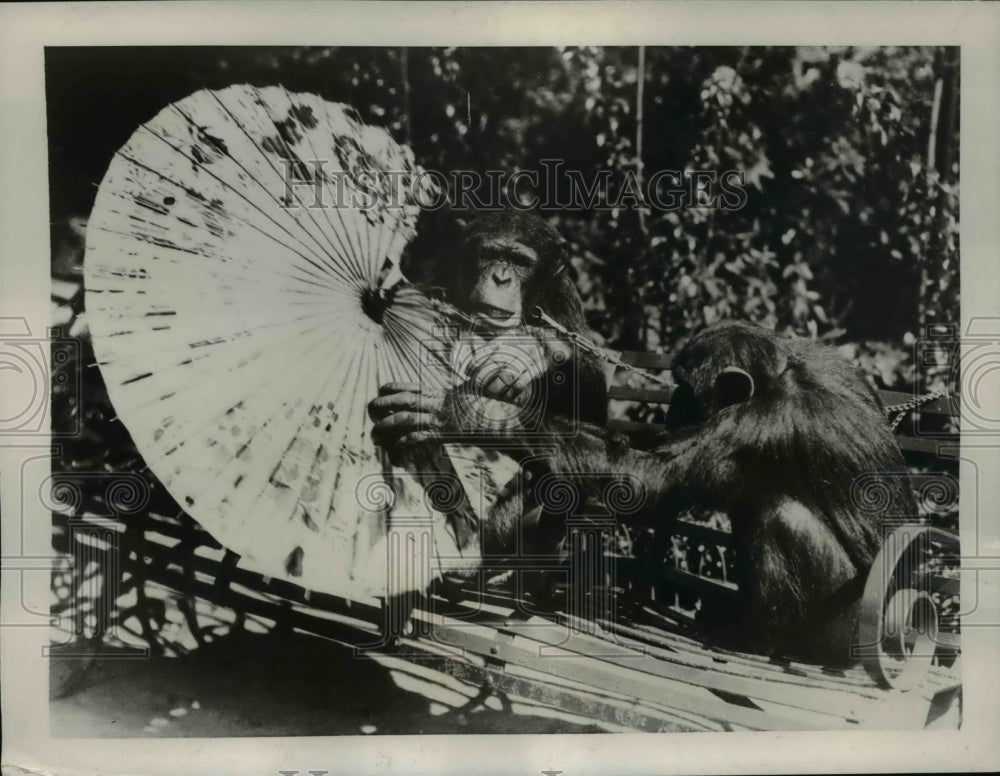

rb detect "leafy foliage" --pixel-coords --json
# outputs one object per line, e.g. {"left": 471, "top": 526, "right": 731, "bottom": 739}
{"left": 48, "top": 45, "right": 958, "bottom": 406}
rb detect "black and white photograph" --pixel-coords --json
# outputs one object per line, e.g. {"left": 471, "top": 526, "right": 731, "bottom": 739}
{"left": 2, "top": 3, "right": 1000, "bottom": 776}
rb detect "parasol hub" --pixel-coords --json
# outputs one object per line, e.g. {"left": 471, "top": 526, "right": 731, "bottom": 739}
{"left": 360, "top": 285, "right": 393, "bottom": 325}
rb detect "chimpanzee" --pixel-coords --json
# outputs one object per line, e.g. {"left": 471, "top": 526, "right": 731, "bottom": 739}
{"left": 645, "top": 321, "right": 915, "bottom": 662}
{"left": 429, "top": 211, "right": 608, "bottom": 427}
{"left": 370, "top": 320, "right": 914, "bottom": 665}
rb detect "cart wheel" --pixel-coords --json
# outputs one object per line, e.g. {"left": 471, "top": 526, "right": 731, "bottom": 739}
{"left": 858, "top": 524, "right": 958, "bottom": 689}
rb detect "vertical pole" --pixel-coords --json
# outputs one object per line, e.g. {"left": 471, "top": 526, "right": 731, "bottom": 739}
{"left": 400, "top": 47, "right": 412, "bottom": 145}
{"left": 636, "top": 46, "right": 648, "bottom": 237}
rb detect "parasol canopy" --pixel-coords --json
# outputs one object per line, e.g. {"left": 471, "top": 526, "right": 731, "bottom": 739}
{"left": 84, "top": 84, "right": 482, "bottom": 599}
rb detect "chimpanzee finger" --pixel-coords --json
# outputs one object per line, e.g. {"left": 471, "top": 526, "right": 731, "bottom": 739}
{"left": 373, "top": 415, "right": 429, "bottom": 446}
{"left": 502, "top": 368, "right": 536, "bottom": 401}
{"left": 373, "top": 409, "right": 439, "bottom": 432}
{"left": 496, "top": 375, "right": 525, "bottom": 403}
{"left": 468, "top": 354, "right": 521, "bottom": 385}
{"left": 369, "top": 392, "right": 418, "bottom": 422}
{"left": 372, "top": 423, "right": 441, "bottom": 450}
{"left": 378, "top": 382, "right": 426, "bottom": 396}
{"left": 369, "top": 391, "right": 440, "bottom": 420}
{"left": 463, "top": 363, "right": 495, "bottom": 394}
{"left": 482, "top": 371, "right": 521, "bottom": 402}
{"left": 471, "top": 350, "right": 540, "bottom": 387}
{"left": 505, "top": 386, "right": 526, "bottom": 407}
{"left": 372, "top": 425, "right": 440, "bottom": 450}
{"left": 505, "top": 374, "right": 534, "bottom": 405}
{"left": 397, "top": 430, "right": 441, "bottom": 447}
{"left": 466, "top": 350, "right": 523, "bottom": 384}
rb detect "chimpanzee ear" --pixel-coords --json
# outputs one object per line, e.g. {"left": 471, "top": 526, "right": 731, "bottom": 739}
{"left": 714, "top": 366, "right": 755, "bottom": 409}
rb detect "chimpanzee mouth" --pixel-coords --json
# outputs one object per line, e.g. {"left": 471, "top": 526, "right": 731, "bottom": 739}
{"left": 469, "top": 303, "right": 522, "bottom": 328}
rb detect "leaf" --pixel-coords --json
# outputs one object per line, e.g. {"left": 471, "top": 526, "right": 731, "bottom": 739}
{"left": 285, "top": 546, "right": 304, "bottom": 577}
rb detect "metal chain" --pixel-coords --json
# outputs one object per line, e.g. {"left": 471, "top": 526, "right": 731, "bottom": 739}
{"left": 428, "top": 297, "right": 676, "bottom": 388}
{"left": 429, "top": 294, "right": 953, "bottom": 422}
{"left": 885, "top": 389, "right": 952, "bottom": 431}
{"left": 531, "top": 308, "right": 676, "bottom": 388}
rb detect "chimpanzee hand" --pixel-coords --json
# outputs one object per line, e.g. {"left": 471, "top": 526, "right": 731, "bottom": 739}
{"left": 464, "top": 332, "right": 573, "bottom": 406}
{"left": 368, "top": 382, "right": 446, "bottom": 460}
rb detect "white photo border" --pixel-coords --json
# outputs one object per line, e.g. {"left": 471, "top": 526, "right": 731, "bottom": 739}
{"left": 1, "top": 2, "right": 998, "bottom": 775}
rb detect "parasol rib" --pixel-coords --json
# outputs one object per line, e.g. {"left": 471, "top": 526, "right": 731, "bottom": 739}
{"left": 203, "top": 89, "right": 371, "bottom": 288}
{"left": 133, "top": 119, "right": 359, "bottom": 292}
{"left": 85, "top": 84, "right": 466, "bottom": 599}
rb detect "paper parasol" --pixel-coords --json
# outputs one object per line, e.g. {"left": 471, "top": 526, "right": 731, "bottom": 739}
{"left": 84, "top": 84, "right": 474, "bottom": 599}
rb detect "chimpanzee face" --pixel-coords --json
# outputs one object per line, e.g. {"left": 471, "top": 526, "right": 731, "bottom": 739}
{"left": 462, "top": 235, "right": 539, "bottom": 328}
{"left": 446, "top": 212, "right": 570, "bottom": 331}
{"left": 663, "top": 367, "right": 756, "bottom": 430}
{"left": 664, "top": 322, "right": 773, "bottom": 431}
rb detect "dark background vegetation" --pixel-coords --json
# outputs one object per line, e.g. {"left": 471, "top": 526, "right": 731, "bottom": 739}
{"left": 47, "top": 46, "right": 959, "bottom": 405}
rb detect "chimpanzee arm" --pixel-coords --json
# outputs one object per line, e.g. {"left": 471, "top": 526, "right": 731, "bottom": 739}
{"left": 646, "top": 361, "right": 907, "bottom": 564}
{"left": 371, "top": 381, "right": 623, "bottom": 490}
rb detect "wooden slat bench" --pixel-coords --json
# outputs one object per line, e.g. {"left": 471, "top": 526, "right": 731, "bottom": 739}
{"left": 50, "top": 497, "right": 961, "bottom": 731}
